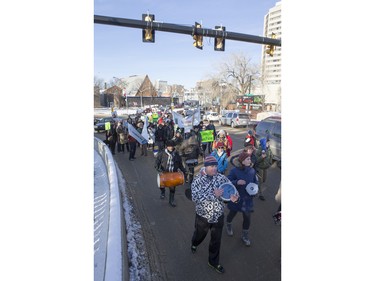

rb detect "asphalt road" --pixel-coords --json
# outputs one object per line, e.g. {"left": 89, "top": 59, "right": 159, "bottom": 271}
{"left": 95, "top": 124, "right": 281, "bottom": 281}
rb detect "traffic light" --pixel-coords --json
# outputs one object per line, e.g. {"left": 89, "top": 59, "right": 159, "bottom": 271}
{"left": 142, "top": 14, "right": 155, "bottom": 43}
{"left": 193, "top": 22, "right": 203, "bottom": 49}
{"left": 214, "top": 26, "right": 225, "bottom": 51}
{"left": 265, "top": 33, "right": 276, "bottom": 56}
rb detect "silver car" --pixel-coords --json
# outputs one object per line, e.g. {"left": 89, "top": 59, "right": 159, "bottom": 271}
{"left": 219, "top": 112, "right": 251, "bottom": 128}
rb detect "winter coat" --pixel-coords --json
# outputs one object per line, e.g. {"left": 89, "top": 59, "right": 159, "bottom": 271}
{"left": 116, "top": 125, "right": 126, "bottom": 144}
{"left": 255, "top": 138, "right": 273, "bottom": 170}
{"left": 191, "top": 172, "right": 229, "bottom": 223}
{"left": 211, "top": 150, "right": 228, "bottom": 174}
{"left": 155, "top": 148, "right": 186, "bottom": 174}
{"left": 179, "top": 137, "right": 201, "bottom": 160}
{"left": 155, "top": 125, "right": 166, "bottom": 142}
{"left": 226, "top": 157, "right": 258, "bottom": 213}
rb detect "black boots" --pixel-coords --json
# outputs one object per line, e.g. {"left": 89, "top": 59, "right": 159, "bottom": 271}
{"left": 169, "top": 192, "right": 176, "bottom": 207}
{"left": 160, "top": 188, "right": 165, "bottom": 199}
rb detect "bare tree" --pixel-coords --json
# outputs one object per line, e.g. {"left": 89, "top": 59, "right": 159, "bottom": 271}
{"left": 218, "top": 52, "right": 260, "bottom": 96}
{"left": 94, "top": 76, "right": 104, "bottom": 89}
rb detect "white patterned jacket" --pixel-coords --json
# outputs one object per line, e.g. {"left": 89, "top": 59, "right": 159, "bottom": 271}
{"left": 191, "top": 172, "right": 229, "bottom": 223}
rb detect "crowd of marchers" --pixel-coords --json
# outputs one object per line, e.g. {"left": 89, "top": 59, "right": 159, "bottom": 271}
{"left": 99, "top": 110, "right": 281, "bottom": 275}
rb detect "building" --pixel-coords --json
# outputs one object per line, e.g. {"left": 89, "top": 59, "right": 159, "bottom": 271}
{"left": 261, "top": 1, "right": 282, "bottom": 112}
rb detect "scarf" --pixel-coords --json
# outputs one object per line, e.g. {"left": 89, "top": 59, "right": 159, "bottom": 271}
{"left": 165, "top": 149, "right": 174, "bottom": 172}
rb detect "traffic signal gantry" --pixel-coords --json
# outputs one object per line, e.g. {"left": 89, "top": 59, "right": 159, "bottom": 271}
{"left": 94, "top": 14, "right": 281, "bottom": 54}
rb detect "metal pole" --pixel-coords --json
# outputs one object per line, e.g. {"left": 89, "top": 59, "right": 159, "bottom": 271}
{"left": 94, "top": 15, "right": 281, "bottom": 47}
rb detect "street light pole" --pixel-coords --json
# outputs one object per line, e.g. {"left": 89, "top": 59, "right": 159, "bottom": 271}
{"left": 248, "top": 75, "right": 252, "bottom": 114}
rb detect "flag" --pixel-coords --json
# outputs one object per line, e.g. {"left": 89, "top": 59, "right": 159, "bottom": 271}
{"left": 192, "top": 106, "right": 201, "bottom": 125}
{"left": 172, "top": 110, "right": 185, "bottom": 128}
{"left": 184, "top": 115, "right": 193, "bottom": 133}
{"left": 128, "top": 124, "right": 148, "bottom": 145}
{"left": 141, "top": 117, "right": 149, "bottom": 140}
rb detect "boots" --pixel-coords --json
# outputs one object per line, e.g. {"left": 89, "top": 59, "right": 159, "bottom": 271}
{"left": 226, "top": 222, "right": 233, "bottom": 236}
{"left": 169, "top": 191, "right": 176, "bottom": 207}
{"left": 242, "top": 229, "right": 251, "bottom": 246}
{"left": 160, "top": 188, "right": 165, "bottom": 199}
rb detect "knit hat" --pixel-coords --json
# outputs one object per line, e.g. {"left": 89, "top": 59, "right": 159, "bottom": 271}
{"left": 216, "top": 142, "right": 224, "bottom": 148}
{"left": 238, "top": 151, "right": 250, "bottom": 163}
{"left": 165, "top": 140, "right": 175, "bottom": 147}
{"left": 204, "top": 155, "right": 218, "bottom": 166}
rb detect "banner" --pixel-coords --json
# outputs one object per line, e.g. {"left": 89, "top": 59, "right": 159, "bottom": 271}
{"left": 184, "top": 115, "right": 193, "bottom": 133}
{"left": 128, "top": 124, "right": 148, "bottom": 145}
{"left": 172, "top": 110, "right": 185, "bottom": 128}
{"left": 200, "top": 130, "right": 214, "bottom": 142}
{"left": 192, "top": 106, "right": 201, "bottom": 126}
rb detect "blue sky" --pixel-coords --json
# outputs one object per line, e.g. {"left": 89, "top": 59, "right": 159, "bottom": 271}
{"left": 94, "top": 0, "right": 278, "bottom": 89}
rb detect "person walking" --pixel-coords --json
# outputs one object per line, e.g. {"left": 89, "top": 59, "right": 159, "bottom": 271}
{"left": 154, "top": 121, "right": 166, "bottom": 152}
{"left": 206, "top": 120, "right": 216, "bottom": 154}
{"left": 210, "top": 143, "right": 228, "bottom": 175}
{"left": 244, "top": 129, "right": 256, "bottom": 147}
{"left": 116, "top": 121, "right": 126, "bottom": 153}
{"left": 190, "top": 155, "right": 239, "bottom": 274}
{"left": 255, "top": 137, "right": 274, "bottom": 201}
{"left": 224, "top": 130, "right": 233, "bottom": 157}
{"left": 106, "top": 122, "right": 117, "bottom": 155}
{"left": 212, "top": 130, "right": 228, "bottom": 152}
{"left": 128, "top": 134, "right": 137, "bottom": 161}
{"left": 136, "top": 121, "right": 148, "bottom": 156}
{"left": 225, "top": 151, "right": 258, "bottom": 246}
{"left": 155, "top": 140, "right": 187, "bottom": 207}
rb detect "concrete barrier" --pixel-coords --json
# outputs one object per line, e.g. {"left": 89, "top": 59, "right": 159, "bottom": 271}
{"left": 94, "top": 137, "right": 129, "bottom": 281}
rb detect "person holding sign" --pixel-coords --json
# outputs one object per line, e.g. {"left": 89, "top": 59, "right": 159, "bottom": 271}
{"left": 225, "top": 151, "right": 258, "bottom": 246}
{"left": 200, "top": 125, "right": 214, "bottom": 158}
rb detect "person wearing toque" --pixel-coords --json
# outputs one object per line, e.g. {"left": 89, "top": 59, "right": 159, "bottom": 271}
{"left": 225, "top": 151, "right": 258, "bottom": 246}
{"left": 190, "top": 155, "right": 239, "bottom": 274}
{"left": 155, "top": 139, "right": 187, "bottom": 207}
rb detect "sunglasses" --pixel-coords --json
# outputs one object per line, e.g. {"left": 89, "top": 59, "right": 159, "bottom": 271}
{"left": 218, "top": 147, "right": 224, "bottom": 149}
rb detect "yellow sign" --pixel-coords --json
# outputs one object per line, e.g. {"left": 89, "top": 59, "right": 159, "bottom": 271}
{"left": 105, "top": 122, "right": 111, "bottom": 131}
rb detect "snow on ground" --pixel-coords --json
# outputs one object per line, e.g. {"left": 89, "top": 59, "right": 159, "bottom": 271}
{"left": 116, "top": 164, "right": 152, "bottom": 280}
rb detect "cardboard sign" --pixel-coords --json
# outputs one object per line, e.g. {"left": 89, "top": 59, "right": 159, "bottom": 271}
{"left": 200, "top": 130, "right": 214, "bottom": 142}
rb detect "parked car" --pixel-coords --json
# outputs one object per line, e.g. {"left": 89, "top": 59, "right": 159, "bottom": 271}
{"left": 94, "top": 117, "right": 114, "bottom": 132}
{"left": 254, "top": 116, "right": 281, "bottom": 161}
{"left": 219, "top": 112, "right": 251, "bottom": 128}
{"left": 204, "top": 112, "right": 220, "bottom": 122}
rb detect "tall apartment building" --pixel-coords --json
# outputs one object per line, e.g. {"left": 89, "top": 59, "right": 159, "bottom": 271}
{"left": 261, "top": 1, "right": 282, "bottom": 112}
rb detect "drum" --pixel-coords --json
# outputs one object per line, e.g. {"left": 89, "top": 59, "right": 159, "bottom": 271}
{"left": 245, "top": 182, "right": 258, "bottom": 196}
{"left": 157, "top": 172, "right": 185, "bottom": 188}
{"left": 219, "top": 182, "right": 239, "bottom": 201}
